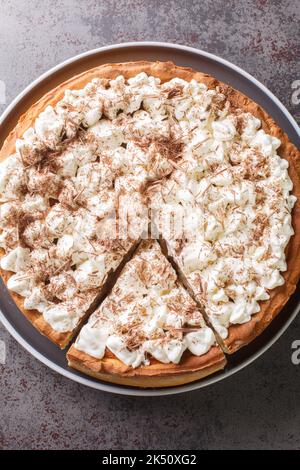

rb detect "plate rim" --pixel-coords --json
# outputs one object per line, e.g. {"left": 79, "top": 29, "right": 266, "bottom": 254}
{"left": 1, "top": 41, "right": 299, "bottom": 138}
{"left": 0, "top": 41, "right": 299, "bottom": 396}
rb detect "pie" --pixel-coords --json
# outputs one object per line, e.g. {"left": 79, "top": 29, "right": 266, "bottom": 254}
{"left": 0, "top": 60, "right": 299, "bottom": 387}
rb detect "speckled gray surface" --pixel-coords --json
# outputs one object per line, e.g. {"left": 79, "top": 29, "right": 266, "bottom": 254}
{"left": 0, "top": 0, "right": 300, "bottom": 450}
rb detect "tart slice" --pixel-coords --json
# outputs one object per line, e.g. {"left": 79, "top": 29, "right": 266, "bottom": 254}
{"left": 0, "top": 64, "right": 187, "bottom": 349}
{"left": 0, "top": 213, "right": 139, "bottom": 349}
{"left": 149, "top": 106, "right": 300, "bottom": 353}
{"left": 67, "top": 240, "right": 226, "bottom": 387}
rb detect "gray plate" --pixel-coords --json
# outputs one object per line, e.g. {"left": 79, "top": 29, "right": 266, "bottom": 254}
{"left": 0, "top": 42, "right": 299, "bottom": 396}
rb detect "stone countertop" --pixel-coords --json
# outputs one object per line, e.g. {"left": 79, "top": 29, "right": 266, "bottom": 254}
{"left": 0, "top": 0, "right": 299, "bottom": 450}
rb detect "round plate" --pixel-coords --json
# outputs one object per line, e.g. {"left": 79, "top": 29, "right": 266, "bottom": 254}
{"left": 0, "top": 42, "right": 299, "bottom": 396}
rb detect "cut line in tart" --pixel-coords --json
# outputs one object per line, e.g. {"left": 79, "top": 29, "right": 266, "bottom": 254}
{"left": 0, "top": 60, "right": 299, "bottom": 386}
{"left": 67, "top": 240, "right": 226, "bottom": 387}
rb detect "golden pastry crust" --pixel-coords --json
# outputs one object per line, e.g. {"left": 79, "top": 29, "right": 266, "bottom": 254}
{"left": 67, "top": 344, "right": 226, "bottom": 388}
{"left": 0, "top": 60, "right": 299, "bottom": 374}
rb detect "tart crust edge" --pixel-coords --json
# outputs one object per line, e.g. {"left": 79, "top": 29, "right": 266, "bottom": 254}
{"left": 67, "top": 343, "right": 226, "bottom": 388}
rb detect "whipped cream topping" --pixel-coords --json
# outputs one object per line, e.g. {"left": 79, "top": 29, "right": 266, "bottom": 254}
{"left": 1, "top": 73, "right": 183, "bottom": 333}
{"left": 75, "top": 241, "right": 216, "bottom": 367}
{"left": 0, "top": 70, "right": 296, "bottom": 360}
{"left": 149, "top": 106, "right": 296, "bottom": 339}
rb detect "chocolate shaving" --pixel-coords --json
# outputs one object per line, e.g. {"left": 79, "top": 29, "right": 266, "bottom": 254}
{"left": 135, "top": 135, "right": 183, "bottom": 163}
{"left": 166, "top": 86, "right": 184, "bottom": 99}
{"left": 252, "top": 212, "right": 269, "bottom": 241}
